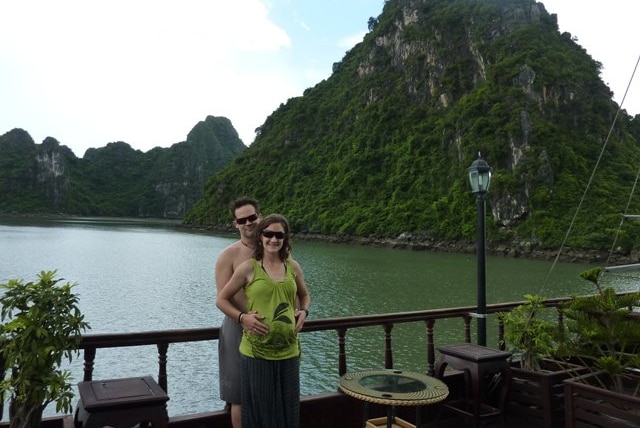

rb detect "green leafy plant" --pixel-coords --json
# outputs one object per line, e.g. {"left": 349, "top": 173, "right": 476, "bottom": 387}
{"left": 0, "top": 270, "right": 90, "bottom": 428}
{"left": 562, "top": 266, "right": 640, "bottom": 394}
{"left": 499, "top": 293, "right": 561, "bottom": 371}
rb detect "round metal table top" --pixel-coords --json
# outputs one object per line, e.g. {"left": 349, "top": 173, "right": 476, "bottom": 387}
{"left": 339, "top": 369, "right": 449, "bottom": 406}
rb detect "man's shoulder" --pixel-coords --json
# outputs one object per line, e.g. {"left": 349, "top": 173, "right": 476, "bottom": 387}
{"left": 217, "top": 241, "right": 242, "bottom": 262}
{"left": 222, "top": 240, "right": 242, "bottom": 253}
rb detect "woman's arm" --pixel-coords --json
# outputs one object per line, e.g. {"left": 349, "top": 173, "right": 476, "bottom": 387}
{"left": 292, "top": 259, "right": 311, "bottom": 332}
{"left": 217, "top": 260, "right": 268, "bottom": 335}
{"left": 216, "top": 259, "right": 253, "bottom": 322}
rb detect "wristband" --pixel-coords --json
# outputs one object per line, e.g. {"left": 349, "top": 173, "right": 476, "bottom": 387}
{"left": 300, "top": 307, "right": 309, "bottom": 317}
{"left": 237, "top": 312, "right": 246, "bottom": 324}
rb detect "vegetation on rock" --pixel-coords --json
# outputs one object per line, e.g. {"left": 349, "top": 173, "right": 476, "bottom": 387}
{"left": 185, "top": 0, "right": 640, "bottom": 255}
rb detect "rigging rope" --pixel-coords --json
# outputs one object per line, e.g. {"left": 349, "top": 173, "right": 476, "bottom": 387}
{"left": 606, "top": 168, "right": 640, "bottom": 267}
{"left": 539, "top": 53, "right": 640, "bottom": 294}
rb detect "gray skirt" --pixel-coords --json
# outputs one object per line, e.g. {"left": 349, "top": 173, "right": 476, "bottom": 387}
{"left": 241, "top": 355, "right": 300, "bottom": 428}
{"left": 218, "top": 315, "right": 243, "bottom": 404}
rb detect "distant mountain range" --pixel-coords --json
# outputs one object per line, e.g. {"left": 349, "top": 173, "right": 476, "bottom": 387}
{"left": 0, "top": 116, "right": 245, "bottom": 218}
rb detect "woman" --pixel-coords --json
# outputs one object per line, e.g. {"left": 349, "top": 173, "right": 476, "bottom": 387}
{"left": 216, "top": 214, "right": 311, "bottom": 428}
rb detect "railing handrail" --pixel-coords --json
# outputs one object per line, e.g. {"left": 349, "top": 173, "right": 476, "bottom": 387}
{"left": 78, "top": 296, "right": 571, "bottom": 348}
{"left": 75, "top": 292, "right": 622, "bottom": 404}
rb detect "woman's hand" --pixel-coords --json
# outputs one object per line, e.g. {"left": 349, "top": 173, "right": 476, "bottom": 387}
{"left": 294, "top": 308, "right": 308, "bottom": 333}
{"left": 241, "top": 311, "right": 268, "bottom": 336}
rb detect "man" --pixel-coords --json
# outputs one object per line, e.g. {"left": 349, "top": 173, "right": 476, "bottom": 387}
{"left": 216, "top": 196, "right": 261, "bottom": 428}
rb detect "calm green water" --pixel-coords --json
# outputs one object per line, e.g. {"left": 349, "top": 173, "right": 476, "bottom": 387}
{"left": 2, "top": 216, "right": 632, "bottom": 419}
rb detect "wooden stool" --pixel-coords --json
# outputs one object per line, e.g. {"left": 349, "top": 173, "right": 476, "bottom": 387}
{"left": 435, "top": 343, "right": 511, "bottom": 427}
{"left": 75, "top": 376, "right": 169, "bottom": 428}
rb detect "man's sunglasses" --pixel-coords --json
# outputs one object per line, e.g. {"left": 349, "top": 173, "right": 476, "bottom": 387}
{"left": 235, "top": 213, "right": 259, "bottom": 225}
{"left": 262, "top": 230, "right": 285, "bottom": 240}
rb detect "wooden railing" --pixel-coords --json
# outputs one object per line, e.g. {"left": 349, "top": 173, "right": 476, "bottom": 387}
{"left": 77, "top": 295, "right": 573, "bottom": 394}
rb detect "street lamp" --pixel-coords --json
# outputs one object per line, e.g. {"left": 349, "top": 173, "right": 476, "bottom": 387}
{"left": 467, "top": 152, "right": 492, "bottom": 346}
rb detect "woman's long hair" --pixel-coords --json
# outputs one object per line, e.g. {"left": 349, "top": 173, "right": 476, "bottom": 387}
{"left": 253, "top": 214, "right": 291, "bottom": 261}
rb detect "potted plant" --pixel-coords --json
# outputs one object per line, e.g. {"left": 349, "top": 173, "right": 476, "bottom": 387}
{"left": 499, "top": 294, "right": 584, "bottom": 428}
{"left": 0, "top": 270, "right": 90, "bottom": 428}
{"left": 500, "top": 294, "right": 560, "bottom": 371}
{"left": 562, "top": 266, "right": 640, "bottom": 427}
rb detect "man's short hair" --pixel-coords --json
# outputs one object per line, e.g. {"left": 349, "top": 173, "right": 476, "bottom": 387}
{"left": 229, "top": 196, "right": 260, "bottom": 218}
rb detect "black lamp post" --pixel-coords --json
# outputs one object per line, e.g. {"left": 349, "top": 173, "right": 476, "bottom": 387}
{"left": 467, "top": 152, "right": 492, "bottom": 346}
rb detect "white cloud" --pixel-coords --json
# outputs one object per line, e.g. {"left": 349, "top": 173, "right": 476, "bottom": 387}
{"left": 541, "top": 0, "right": 640, "bottom": 115}
{"left": 0, "top": 0, "right": 637, "bottom": 158}
{"left": 0, "top": 0, "right": 298, "bottom": 154}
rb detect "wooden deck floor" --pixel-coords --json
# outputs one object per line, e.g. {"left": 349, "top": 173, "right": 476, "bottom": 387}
{"left": 29, "top": 394, "right": 556, "bottom": 428}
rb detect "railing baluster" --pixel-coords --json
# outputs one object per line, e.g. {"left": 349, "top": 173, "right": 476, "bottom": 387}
{"left": 0, "top": 354, "right": 5, "bottom": 421}
{"left": 557, "top": 308, "right": 564, "bottom": 331}
{"left": 425, "top": 319, "right": 435, "bottom": 376}
{"left": 337, "top": 328, "right": 347, "bottom": 376}
{"left": 463, "top": 315, "right": 472, "bottom": 343}
{"left": 157, "top": 343, "right": 168, "bottom": 392}
{"left": 31, "top": 291, "right": 633, "bottom": 426}
{"left": 383, "top": 323, "right": 393, "bottom": 369}
{"left": 69, "top": 293, "right": 607, "bottom": 413}
{"left": 83, "top": 347, "right": 96, "bottom": 381}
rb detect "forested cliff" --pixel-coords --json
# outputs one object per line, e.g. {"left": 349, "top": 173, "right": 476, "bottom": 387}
{"left": 0, "top": 116, "right": 245, "bottom": 218}
{"left": 185, "top": 0, "right": 640, "bottom": 255}
{"left": 4, "top": 0, "right": 640, "bottom": 257}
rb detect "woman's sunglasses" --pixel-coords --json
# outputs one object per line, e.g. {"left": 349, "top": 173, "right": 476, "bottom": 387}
{"left": 262, "top": 230, "right": 285, "bottom": 240}
{"left": 235, "top": 213, "right": 259, "bottom": 225}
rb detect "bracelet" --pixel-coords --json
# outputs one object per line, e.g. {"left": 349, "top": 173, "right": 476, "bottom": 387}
{"left": 300, "top": 307, "right": 309, "bottom": 317}
{"left": 237, "top": 312, "right": 246, "bottom": 324}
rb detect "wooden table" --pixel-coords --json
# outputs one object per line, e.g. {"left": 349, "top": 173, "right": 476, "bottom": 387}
{"left": 75, "top": 376, "right": 169, "bottom": 428}
{"left": 339, "top": 369, "right": 449, "bottom": 428}
{"left": 436, "top": 343, "right": 511, "bottom": 427}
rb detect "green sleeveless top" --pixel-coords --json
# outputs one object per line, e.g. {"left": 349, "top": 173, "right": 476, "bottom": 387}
{"left": 239, "top": 259, "right": 300, "bottom": 360}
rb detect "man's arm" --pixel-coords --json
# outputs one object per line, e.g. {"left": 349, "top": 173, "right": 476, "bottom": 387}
{"left": 215, "top": 247, "right": 236, "bottom": 294}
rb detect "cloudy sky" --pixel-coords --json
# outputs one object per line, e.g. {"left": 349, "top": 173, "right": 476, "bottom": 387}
{"left": 0, "top": 0, "right": 637, "bottom": 157}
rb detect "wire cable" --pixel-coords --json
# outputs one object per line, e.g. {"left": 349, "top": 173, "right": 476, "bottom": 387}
{"left": 540, "top": 53, "right": 640, "bottom": 293}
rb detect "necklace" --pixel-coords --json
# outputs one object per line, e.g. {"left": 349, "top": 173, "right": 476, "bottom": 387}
{"left": 240, "top": 239, "right": 253, "bottom": 248}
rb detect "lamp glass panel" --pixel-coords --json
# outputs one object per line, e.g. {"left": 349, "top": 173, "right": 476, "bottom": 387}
{"left": 468, "top": 170, "right": 480, "bottom": 193}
